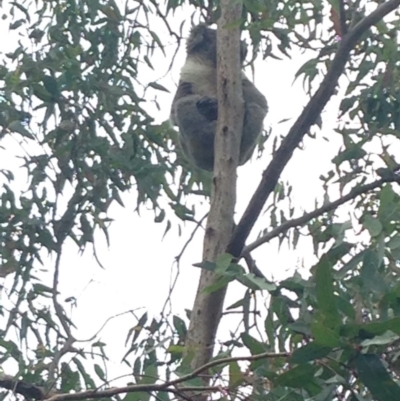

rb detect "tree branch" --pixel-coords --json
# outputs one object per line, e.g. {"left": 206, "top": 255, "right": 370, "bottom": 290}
{"left": 0, "top": 351, "right": 288, "bottom": 401}
{"left": 243, "top": 177, "right": 399, "bottom": 255}
{"left": 0, "top": 376, "right": 47, "bottom": 400}
{"left": 46, "top": 351, "right": 288, "bottom": 401}
{"left": 228, "top": 0, "right": 400, "bottom": 257}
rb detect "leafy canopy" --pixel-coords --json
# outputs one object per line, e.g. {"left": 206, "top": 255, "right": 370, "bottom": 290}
{"left": 1, "top": 1, "right": 400, "bottom": 401}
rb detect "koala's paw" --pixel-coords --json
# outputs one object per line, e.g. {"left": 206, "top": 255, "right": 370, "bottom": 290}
{"left": 196, "top": 97, "right": 218, "bottom": 121}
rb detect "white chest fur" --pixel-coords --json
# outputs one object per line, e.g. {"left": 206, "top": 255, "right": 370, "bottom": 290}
{"left": 180, "top": 59, "right": 217, "bottom": 97}
{"left": 180, "top": 58, "right": 248, "bottom": 98}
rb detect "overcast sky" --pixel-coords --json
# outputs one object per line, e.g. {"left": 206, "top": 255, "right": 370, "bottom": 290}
{"left": 0, "top": 0, "right": 351, "bottom": 379}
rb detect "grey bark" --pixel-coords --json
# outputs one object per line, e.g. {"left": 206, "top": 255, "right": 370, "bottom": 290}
{"left": 184, "top": 0, "right": 244, "bottom": 373}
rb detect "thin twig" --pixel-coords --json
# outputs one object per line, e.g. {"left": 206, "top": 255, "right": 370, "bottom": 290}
{"left": 175, "top": 213, "right": 208, "bottom": 264}
{"left": 242, "top": 253, "right": 267, "bottom": 279}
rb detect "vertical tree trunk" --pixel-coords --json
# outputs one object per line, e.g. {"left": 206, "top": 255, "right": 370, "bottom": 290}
{"left": 185, "top": 0, "right": 244, "bottom": 373}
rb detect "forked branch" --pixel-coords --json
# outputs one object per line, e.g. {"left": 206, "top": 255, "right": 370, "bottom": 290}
{"left": 229, "top": 0, "right": 400, "bottom": 257}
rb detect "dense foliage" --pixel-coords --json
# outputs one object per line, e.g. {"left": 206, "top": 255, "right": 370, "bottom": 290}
{"left": 1, "top": 1, "right": 400, "bottom": 401}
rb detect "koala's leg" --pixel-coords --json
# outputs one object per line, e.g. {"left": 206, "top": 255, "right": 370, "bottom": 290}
{"left": 240, "top": 103, "right": 268, "bottom": 164}
{"left": 174, "top": 95, "right": 217, "bottom": 171}
{"left": 239, "top": 79, "right": 268, "bottom": 165}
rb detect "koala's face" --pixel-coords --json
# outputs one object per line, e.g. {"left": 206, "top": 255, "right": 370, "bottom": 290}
{"left": 187, "top": 24, "right": 247, "bottom": 66}
{"left": 187, "top": 24, "right": 218, "bottom": 65}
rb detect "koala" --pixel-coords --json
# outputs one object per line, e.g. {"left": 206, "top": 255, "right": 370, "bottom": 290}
{"left": 170, "top": 24, "right": 268, "bottom": 171}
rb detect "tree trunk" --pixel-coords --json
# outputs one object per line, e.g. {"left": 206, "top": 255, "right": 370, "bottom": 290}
{"left": 185, "top": 0, "right": 244, "bottom": 374}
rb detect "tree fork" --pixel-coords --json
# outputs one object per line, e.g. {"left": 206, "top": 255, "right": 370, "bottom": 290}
{"left": 184, "top": 0, "right": 400, "bottom": 377}
{"left": 229, "top": 0, "right": 400, "bottom": 256}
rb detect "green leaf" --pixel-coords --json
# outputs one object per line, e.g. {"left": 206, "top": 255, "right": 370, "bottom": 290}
{"left": 148, "top": 82, "right": 170, "bottom": 92}
{"left": 73, "top": 357, "right": 96, "bottom": 389}
{"left": 241, "top": 333, "right": 266, "bottom": 355}
{"left": 173, "top": 315, "right": 187, "bottom": 339}
{"left": 311, "top": 320, "right": 341, "bottom": 347}
{"left": 124, "top": 392, "right": 149, "bottom": 401}
{"left": 236, "top": 273, "right": 276, "bottom": 291}
{"left": 387, "top": 235, "right": 400, "bottom": 250}
{"left": 360, "top": 250, "right": 387, "bottom": 294}
{"left": 215, "top": 253, "right": 233, "bottom": 274}
{"left": 361, "top": 330, "right": 399, "bottom": 347}
{"left": 128, "top": 312, "right": 148, "bottom": 345}
{"left": 202, "top": 276, "right": 233, "bottom": 294}
{"left": 8, "top": 121, "right": 34, "bottom": 139}
{"left": 362, "top": 318, "right": 400, "bottom": 336}
{"left": 294, "top": 58, "right": 318, "bottom": 81}
{"left": 0, "top": 339, "right": 22, "bottom": 360}
{"left": 226, "top": 295, "right": 247, "bottom": 310}
{"left": 94, "top": 364, "right": 105, "bottom": 381}
{"left": 127, "top": 360, "right": 158, "bottom": 398}
{"left": 275, "top": 364, "right": 318, "bottom": 388}
{"left": 92, "top": 341, "right": 106, "bottom": 347}
{"left": 315, "top": 248, "right": 341, "bottom": 330}
{"left": 193, "top": 261, "right": 216, "bottom": 271}
{"left": 166, "top": 344, "right": 184, "bottom": 356}
{"left": 291, "top": 342, "right": 332, "bottom": 364}
{"left": 335, "top": 249, "right": 367, "bottom": 278}
{"left": 362, "top": 214, "right": 383, "bottom": 237}
{"left": 229, "top": 361, "right": 244, "bottom": 386}
{"left": 154, "top": 391, "right": 171, "bottom": 401}
{"left": 32, "top": 283, "right": 53, "bottom": 294}
{"left": 42, "top": 75, "right": 59, "bottom": 97}
{"left": 333, "top": 146, "right": 367, "bottom": 165}
{"left": 271, "top": 295, "right": 294, "bottom": 325}
{"left": 355, "top": 353, "right": 400, "bottom": 401}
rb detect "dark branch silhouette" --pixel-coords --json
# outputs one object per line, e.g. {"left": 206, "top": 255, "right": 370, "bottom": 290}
{"left": 0, "top": 376, "right": 47, "bottom": 400}
{"left": 228, "top": 0, "right": 400, "bottom": 257}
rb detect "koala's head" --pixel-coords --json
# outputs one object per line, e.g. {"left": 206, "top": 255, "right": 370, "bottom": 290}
{"left": 187, "top": 24, "right": 247, "bottom": 66}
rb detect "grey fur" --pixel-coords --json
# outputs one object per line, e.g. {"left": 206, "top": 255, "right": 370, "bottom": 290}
{"left": 170, "top": 24, "right": 268, "bottom": 171}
